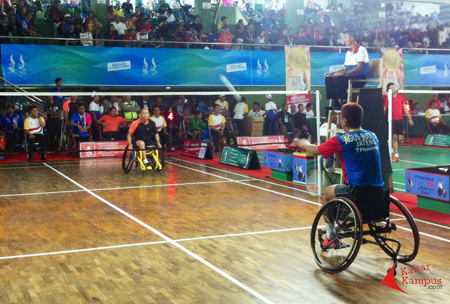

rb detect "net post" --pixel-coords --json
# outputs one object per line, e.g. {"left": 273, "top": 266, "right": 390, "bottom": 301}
{"left": 315, "top": 90, "right": 322, "bottom": 197}
{"left": 388, "top": 89, "right": 393, "bottom": 162}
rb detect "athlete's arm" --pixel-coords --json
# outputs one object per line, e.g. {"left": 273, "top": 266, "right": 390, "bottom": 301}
{"left": 293, "top": 138, "right": 319, "bottom": 155}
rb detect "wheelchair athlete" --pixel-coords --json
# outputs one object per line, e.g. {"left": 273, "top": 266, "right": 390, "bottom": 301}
{"left": 127, "top": 108, "right": 162, "bottom": 168}
{"left": 293, "top": 103, "right": 385, "bottom": 249}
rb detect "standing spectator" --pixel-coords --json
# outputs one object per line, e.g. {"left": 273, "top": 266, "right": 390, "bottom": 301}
{"left": 264, "top": 94, "right": 278, "bottom": 135}
{"left": 248, "top": 102, "right": 265, "bottom": 117}
{"left": 98, "top": 107, "right": 129, "bottom": 140}
{"left": 190, "top": 15, "right": 203, "bottom": 33}
{"left": 100, "top": 97, "right": 112, "bottom": 116}
{"left": 261, "top": 13, "right": 273, "bottom": 31}
{"left": 122, "top": 0, "right": 134, "bottom": 18}
{"left": 70, "top": 104, "right": 92, "bottom": 140}
{"left": 383, "top": 83, "right": 413, "bottom": 162}
{"left": 110, "top": 14, "right": 127, "bottom": 38}
{"left": 208, "top": 104, "right": 226, "bottom": 152}
{"left": 24, "top": 106, "right": 47, "bottom": 161}
{"left": 219, "top": 25, "right": 233, "bottom": 49}
{"left": 151, "top": 106, "right": 169, "bottom": 148}
{"left": 44, "top": 95, "right": 62, "bottom": 151}
{"left": 218, "top": 16, "right": 227, "bottom": 31}
{"left": 187, "top": 111, "right": 206, "bottom": 140}
{"left": 138, "top": 96, "right": 152, "bottom": 110}
{"left": 305, "top": 102, "right": 315, "bottom": 118}
{"left": 52, "top": 77, "right": 64, "bottom": 106}
{"left": 89, "top": 95, "right": 103, "bottom": 139}
{"left": 215, "top": 94, "right": 229, "bottom": 117}
{"left": 63, "top": 95, "right": 80, "bottom": 123}
{"left": 1, "top": 105, "right": 23, "bottom": 150}
{"left": 426, "top": 100, "right": 450, "bottom": 134}
{"left": 233, "top": 97, "right": 249, "bottom": 136}
{"left": 120, "top": 95, "right": 141, "bottom": 120}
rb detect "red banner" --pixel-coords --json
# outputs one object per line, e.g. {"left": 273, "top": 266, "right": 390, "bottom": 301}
{"left": 287, "top": 94, "right": 311, "bottom": 106}
{"left": 182, "top": 140, "right": 209, "bottom": 159}
{"left": 79, "top": 141, "right": 128, "bottom": 158}
{"left": 237, "top": 136, "right": 286, "bottom": 150}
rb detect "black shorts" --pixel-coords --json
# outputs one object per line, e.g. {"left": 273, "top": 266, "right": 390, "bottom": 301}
{"left": 392, "top": 119, "right": 404, "bottom": 135}
{"left": 334, "top": 184, "right": 389, "bottom": 221}
{"left": 135, "top": 137, "right": 156, "bottom": 148}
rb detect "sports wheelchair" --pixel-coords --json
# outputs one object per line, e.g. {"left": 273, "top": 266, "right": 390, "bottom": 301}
{"left": 122, "top": 143, "right": 164, "bottom": 175}
{"left": 311, "top": 193, "right": 420, "bottom": 275}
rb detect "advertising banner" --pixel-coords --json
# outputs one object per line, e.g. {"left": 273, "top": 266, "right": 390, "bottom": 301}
{"left": 293, "top": 152, "right": 316, "bottom": 185}
{"left": 181, "top": 140, "right": 213, "bottom": 159}
{"left": 79, "top": 141, "right": 128, "bottom": 158}
{"left": 285, "top": 46, "right": 311, "bottom": 105}
{"left": 381, "top": 48, "right": 404, "bottom": 90}
{"left": 263, "top": 150, "right": 294, "bottom": 172}
{"left": 405, "top": 168, "right": 450, "bottom": 202}
{"left": 237, "top": 136, "right": 286, "bottom": 150}
{"left": 403, "top": 53, "right": 450, "bottom": 86}
{"left": 220, "top": 146, "right": 260, "bottom": 170}
{"left": 1, "top": 44, "right": 285, "bottom": 86}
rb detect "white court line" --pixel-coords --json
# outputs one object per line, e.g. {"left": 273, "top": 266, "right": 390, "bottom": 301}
{"left": 394, "top": 188, "right": 406, "bottom": 192}
{"left": 0, "top": 180, "right": 251, "bottom": 198}
{"left": 166, "top": 161, "right": 322, "bottom": 206}
{"left": 167, "top": 157, "right": 320, "bottom": 197}
{"left": 398, "top": 226, "right": 450, "bottom": 244}
{"left": 43, "top": 163, "right": 276, "bottom": 304}
{"left": 0, "top": 226, "right": 314, "bottom": 261}
{"left": 168, "top": 160, "right": 450, "bottom": 240}
{"left": 394, "top": 182, "right": 404, "bottom": 185}
{"left": 399, "top": 160, "right": 438, "bottom": 166}
{"left": 0, "top": 240, "right": 170, "bottom": 261}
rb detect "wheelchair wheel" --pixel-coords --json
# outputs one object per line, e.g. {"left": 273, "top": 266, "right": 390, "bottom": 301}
{"left": 156, "top": 148, "right": 164, "bottom": 172}
{"left": 122, "top": 145, "right": 134, "bottom": 174}
{"left": 372, "top": 196, "right": 420, "bottom": 263}
{"left": 311, "top": 198, "right": 363, "bottom": 273}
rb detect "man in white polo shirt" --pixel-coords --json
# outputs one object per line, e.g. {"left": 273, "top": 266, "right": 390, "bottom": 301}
{"left": 324, "top": 30, "right": 369, "bottom": 107}
{"left": 24, "top": 106, "right": 47, "bottom": 161}
{"left": 209, "top": 104, "right": 226, "bottom": 152}
{"left": 426, "top": 99, "right": 450, "bottom": 134}
{"left": 233, "top": 97, "right": 249, "bottom": 136}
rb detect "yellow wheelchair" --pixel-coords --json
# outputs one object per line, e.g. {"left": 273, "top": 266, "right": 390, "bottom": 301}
{"left": 122, "top": 144, "right": 164, "bottom": 175}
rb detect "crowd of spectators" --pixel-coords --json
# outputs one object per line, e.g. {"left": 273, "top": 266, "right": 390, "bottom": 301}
{"left": 1, "top": 0, "right": 450, "bottom": 50}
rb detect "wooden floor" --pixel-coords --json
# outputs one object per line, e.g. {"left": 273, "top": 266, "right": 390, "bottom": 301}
{"left": 0, "top": 157, "right": 449, "bottom": 304}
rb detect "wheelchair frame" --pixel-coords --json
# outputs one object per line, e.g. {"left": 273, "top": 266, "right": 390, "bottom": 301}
{"left": 122, "top": 144, "right": 164, "bottom": 175}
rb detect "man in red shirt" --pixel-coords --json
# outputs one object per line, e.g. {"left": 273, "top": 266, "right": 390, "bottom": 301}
{"left": 384, "top": 83, "right": 413, "bottom": 162}
{"left": 98, "top": 107, "right": 132, "bottom": 140}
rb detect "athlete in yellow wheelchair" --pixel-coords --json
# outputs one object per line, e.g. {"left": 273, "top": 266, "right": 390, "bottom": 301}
{"left": 122, "top": 109, "right": 164, "bottom": 174}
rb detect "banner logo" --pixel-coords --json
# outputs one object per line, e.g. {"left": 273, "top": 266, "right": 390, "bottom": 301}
{"left": 107, "top": 61, "right": 131, "bottom": 72}
{"left": 381, "top": 263, "right": 443, "bottom": 293}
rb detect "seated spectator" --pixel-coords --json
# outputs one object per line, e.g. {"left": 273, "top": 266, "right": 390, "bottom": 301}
{"left": 0, "top": 131, "right": 5, "bottom": 160}
{"left": 187, "top": 29, "right": 200, "bottom": 45}
{"left": 305, "top": 102, "right": 315, "bottom": 118}
{"left": 154, "top": 96, "right": 167, "bottom": 116}
{"left": 0, "top": 16, "right": 14, "bottom": 42}
{"left": 190, "top": 15, "right": 203, "bottom": 34}
{"left": 426, "top": 100, "right": 450, "bottom": 134}
{"left": 105, "top": 24, "right": 119, "bottom": 46}
{"left": 89, "top": 16, "right": 103, "bottom": 39}
{"left": 15, "top": 6, "right": 27, "bottom": 31}
{"left": 293, "top": 104, "right": 311, "bottom": 140}
{"left": 218, "top": 16, "right": 227, "bottom": 31}
{"left": 137, "top": 26, "right": 150, "bottom": 46}
{"left": 1, "top": 105, "right": 23, "bottom": 150}
{"left": 174, "top": 21, "right": 187, "bottom": 42}
{"left": 120, "top": 95, "right": 141, "bottom": 120}
{"left": 89, "top": 95, "right": 103, "bottom": 135}
{"left": 148, "top": 26, "right": 163, "bottom": 48}
{"left": 412, "top": 103, "right": 423, "bottom": 115}
{"left": 114, "top": 3, "right": 125, "bottom": 19}
{"left": 100, "top": 97, "right": 112, "bottom": 115}
{"left": 110, "top": 14, "right": 127, "bottom": 37}
{"left": 442, "top": 98, "right": 450, "bottom": 114}
{"left": 261, "top": 13, "right": 273, "bottom": 31}
{"left": 219, "top": 25, "right": 233, "bottom": 49}
{"left": 124, "top": 28, "right": 138, "bottom": 47}
{"left": 63, "top": 23, "right": 80, "bottom": 45}
{"left": 106, "top": 5, "right": 116, "bottom": 23}
{"left": 59, "top": 14, "right": 72, "bottom": 35}
{"left": 70, "top": 104, "right": 92, "bottom": 140}
{"left": 427, "top": 96, "right": 442, "bottom": 110}
{"left": 151, "top": 106, "right": 169, "bottom": 148}
{"left": 98, "top": 107, "right": 129, "bottom": 140}
{"left": 248, "top": 102, "right": 265, "bottom": 116}
{"left": 24, "top": 106, "right": 47, "bottom": 161}
{"left": 187, "top": 111, "right": 206, "bottom": 140}
{"left": 244, "top": 23, "right": 255, "bottom": 44}
{"left": 209, "top": 104, "right": 226, "bottom": 152}
{"left": 255, "top": 29, "right": 269, "bottom": 50}
{"left": 22, "top": 13, "right": 40, "bottom": 37}
{"left": 126, "top": 16, "right": 137, "bottom": 30}
{"left": 277, "top": 103, "right": 300, "bottom": 138}
{"left": 44, "top": 95, "right": 63, "bottom": 151}
{"left": 141, "top": 18, "right": 152, "bottom": 32}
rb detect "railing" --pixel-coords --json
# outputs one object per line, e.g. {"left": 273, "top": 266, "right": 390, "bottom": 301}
{"left": 2, "top": 35, "right": 450, "bottom": 55}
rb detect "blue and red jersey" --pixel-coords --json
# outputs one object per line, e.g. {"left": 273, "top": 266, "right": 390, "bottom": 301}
{"left": 318, "top": 129, "right": 384, "bottom": 187}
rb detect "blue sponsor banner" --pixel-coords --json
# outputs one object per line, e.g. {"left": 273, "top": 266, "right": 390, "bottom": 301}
{"left": 1, "top": 44, "right": 285, "bottom": 86}
{"left": 404, "top": 53, "right": 450, "bottom": 86}
{"left": 263, "top": 150, "right": 293, "bottom": 172}
{"left": 405, "top": 169, "right": 450, "bottom": 202}
{"left": 293, "top": 153, "right": 315, "bottom": 185}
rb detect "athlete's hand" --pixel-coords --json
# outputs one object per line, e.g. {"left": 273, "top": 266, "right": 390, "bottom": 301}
{"left": 128, "top": 143, "right": 133, "bottom": 149}
{"left": 408, "top": 118, "right": 414, "bottom": 126}
{"left": 157, "top": 143, "right": 162, "bottom": 149}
